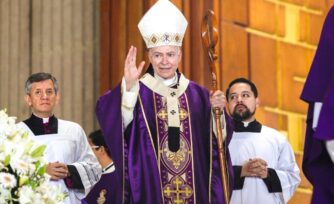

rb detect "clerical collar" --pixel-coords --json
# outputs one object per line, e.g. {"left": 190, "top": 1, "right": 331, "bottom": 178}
{"left": 234, "top": 119, "right": 262, "bottom": 133}
{"left": 102, "top": 162, "right": 115, "bottom": 174}
{"left": 154, "top": 72, "right": 178, "bottom": 87}
{"left": 23, "top": 114, "right": 58, "bottom": 136}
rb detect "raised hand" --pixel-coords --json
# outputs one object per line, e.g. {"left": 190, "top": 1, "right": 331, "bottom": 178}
{"left": 124, "top": 46, "right": 146, "bottom": 91}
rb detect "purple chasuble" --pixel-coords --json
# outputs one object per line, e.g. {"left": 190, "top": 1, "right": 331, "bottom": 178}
{"left": 300, "top": 6, "right": 334, "bottom": 204}
{"left": 82, "top": 173, "right": 116, "bottom": 204}
{"left": 96, "top": 78, "right": 234, "bottom": 204}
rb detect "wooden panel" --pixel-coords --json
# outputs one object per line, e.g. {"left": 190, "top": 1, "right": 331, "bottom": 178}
{"left": 309, "top": 13, "right": 326, "bottom": 45}
{"left": 100, "top": 0, "right": 146, "bottom": 93}
{"left": 126, "top": 0, "right": 144, "bottom": 64}
{"left": 249, "top": 0, "right": 278, "bottom": 34}
{"left": 279, "top": 42, "right": 310, "bottom": 113}
{"left": 277, "top": 5, "right": 286, "bottom": 37}
{"left": 109, "top": 0, "right": 126, "bottom": 89}
{"left": 288, "top": 190, "right": 312, "bottom": 204}
{"left": 255, "top": 107, "right": 282, "bottom": 130}
{"left": 222, "top": 0, "right": 248, "bottom": 25}
{"left": 221, "top": 22, "right": 249, "bottom": 89}
{"left": 284, "top": 0, "right": 308, "bottom": 6}
{"left": 188, "top": 0, "right": 210, "bottom": 87}
{"left": 306, "top": 0, "right": 326, "bottom": 10}
{"left": 181, "top": 0, "right": 191, "bottom": 78}
{"left": 100, "top": 0, "right": 111, "bottom": 94}
{"left": 300, "top": 11, "right": 325, "bottom": 45}
{"left": 250, "top": 35, "right": 278, "bottom": 107}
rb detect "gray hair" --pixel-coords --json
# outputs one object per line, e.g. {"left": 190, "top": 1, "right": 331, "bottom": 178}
{"left": 25, "top": 72, "right": 58, "bottom": 94}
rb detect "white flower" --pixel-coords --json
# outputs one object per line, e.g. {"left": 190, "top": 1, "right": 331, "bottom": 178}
{"left": 0, "top": 188, "right": 12, "bottom": 204}
{"left": 0, "top": 109, "right": 67, "bottom": 203}
{"left": 10, "top": 159, "right": 36, "bottom": 176}
{"left": 17, "top": 185, "right": 35, "bottom": 203}
{"left": 0, "top": 172, "right": 17, "bottom": 189}
{"left": 0, "top": 109, "right": 17, "bottom": 137}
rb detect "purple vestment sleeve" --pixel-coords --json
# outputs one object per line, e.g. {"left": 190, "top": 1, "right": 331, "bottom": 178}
{"left": 96, "top": 84, "right": 126, "bottom": 204}
{"left": 300, "top": 6, "right": 334, "bottom": 204}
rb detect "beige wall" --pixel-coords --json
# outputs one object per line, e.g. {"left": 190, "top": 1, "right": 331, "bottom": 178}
{"left": 0, "top": 0, "right": 100, "bottom": 133}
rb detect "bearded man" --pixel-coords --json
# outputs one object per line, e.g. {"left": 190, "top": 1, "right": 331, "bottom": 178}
{"left": 226, "top": 78, "right": 300, "bottom": 204}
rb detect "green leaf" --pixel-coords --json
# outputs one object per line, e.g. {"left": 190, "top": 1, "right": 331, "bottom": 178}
{"left": 30, "top": 145, "right": 46, "bottom": 158}
{"left": 22, "top": 131, "right": 29, "bottom": 138}
{"left": 19, "top": 175, "right": 29, "bottom": 186}
{"left": 37, "top": 164, "right": 47, "bottom": 176}
{"left": 35, "top": 160, "right": 41, "bottom": 169}
{"left": 4, "top": 154, "right": 10, "bottom": 166}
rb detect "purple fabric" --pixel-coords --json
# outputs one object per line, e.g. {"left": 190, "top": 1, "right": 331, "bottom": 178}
{"left": 300, "top": 6, "right": 334, "bottom": 140}
{"left": 43, "top": 122, "right": 52, "bottom": 134}
{"left": 96, "top": 81, "right": 233, "bottom": 204}
{"left": 300, "top": 6, "right": 334, "bottom": 204}
{"left": 82, "top": 173, "right": 117, "bottom": 204}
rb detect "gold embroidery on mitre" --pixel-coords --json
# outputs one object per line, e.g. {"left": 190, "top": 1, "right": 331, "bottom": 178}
{"left": 144, "top": 33, "right": 184, "bottom": 48}
{"left": 175, "top": 35, "right": 180, "bottom": 42}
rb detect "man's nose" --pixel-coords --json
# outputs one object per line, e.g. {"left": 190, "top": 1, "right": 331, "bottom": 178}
{"left": 236, "top": 95, "right": 243, "bottom": 103}
{"left": 161, "top": 55, "right": 168, "bottom": 64}
{"left": 41, "top": 92, "right": 49, "bottom": 99}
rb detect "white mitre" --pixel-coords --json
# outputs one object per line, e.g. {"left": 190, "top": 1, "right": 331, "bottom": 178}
{"left": 138, "top": 0, "right": 188, "bottom": 48}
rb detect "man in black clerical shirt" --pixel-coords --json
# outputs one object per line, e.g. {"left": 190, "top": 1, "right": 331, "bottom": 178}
{"left": 225, "top": 78, "right": 300, "bottom": 204}
{"left": 18, "top": 72, "right": 101, "bottom": 204}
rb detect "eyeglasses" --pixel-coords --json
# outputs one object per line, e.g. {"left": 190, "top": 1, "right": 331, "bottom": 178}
{"left": 90, "top": 145, "right": 100, "bottom": 150}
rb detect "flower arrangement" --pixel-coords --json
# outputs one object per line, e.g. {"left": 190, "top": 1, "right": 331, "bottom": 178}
{"left": 0, "top": 109, "right": 66, "bottom": 204}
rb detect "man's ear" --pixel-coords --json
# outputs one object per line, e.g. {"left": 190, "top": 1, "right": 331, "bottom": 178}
{"left": 255, "top": 97, "right": 260, "bottom": 107}
{"left": 178, "top": 50, "right": 182, "bottom": 63}
{"left": 25, "top": 95, "right": 32, "bottom": 106}
{"left": 55, "top": 92, "right": 60, "bottom": 105}
{"left": 100, "top": 146, "right": 107, "bottom": 154}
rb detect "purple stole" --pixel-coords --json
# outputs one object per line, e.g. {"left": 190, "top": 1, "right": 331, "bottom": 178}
{"left": 155, "top": 93, "right": 195, "bottom": 203}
